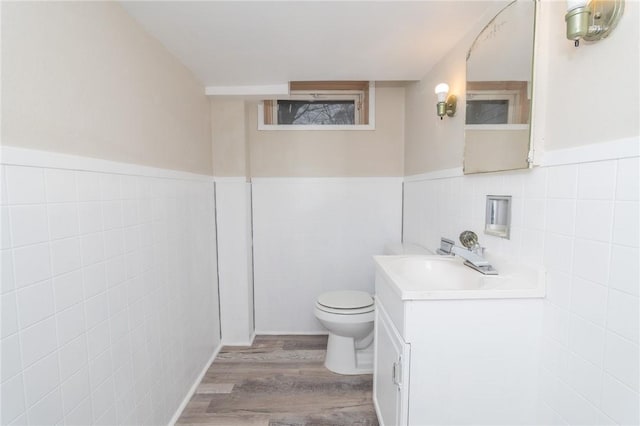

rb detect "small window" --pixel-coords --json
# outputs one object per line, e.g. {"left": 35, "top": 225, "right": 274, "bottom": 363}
{"left": 466, "top": 91, "right": 519, "bottom": 125}
{"left": 465, "top": 81, "right": 530, "bottom": 126}
{"left": 258, "top": 81, "right": 374, "bottom": 130}
{"left": 276, "top": 98, "right": 357, "bottom": 125}
{"left": 467, "top": 99, "right": 511, "bottom": 124}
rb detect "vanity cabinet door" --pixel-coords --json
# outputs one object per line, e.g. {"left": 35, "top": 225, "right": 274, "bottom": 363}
{"left": 374, "top": 301, "right": 410, "bottom": 426}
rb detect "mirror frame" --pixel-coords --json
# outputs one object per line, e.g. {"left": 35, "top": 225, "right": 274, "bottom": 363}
{"left": 463, "top": 0, "right": 537, "bottom": 175}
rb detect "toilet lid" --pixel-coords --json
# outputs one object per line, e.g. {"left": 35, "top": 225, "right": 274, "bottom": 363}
{"left": 317, "top": 291, "right": 374, "bottom": 310}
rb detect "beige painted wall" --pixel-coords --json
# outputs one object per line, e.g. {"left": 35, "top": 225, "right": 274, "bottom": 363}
{"left": 211, "top": 98, "right": 248, "bottom": 177}
{"left": 246, "top": 86, "right": 405, "bottom": 177}
{"left": 541, "top": 0, "right": 639, "bottom": 151}
{"left": 464, "top": 128, "right": 530, "bottom": 173}
{"left": 404, "top": 58, "right": 467, "bottom": 175}
{"left": 405, "top": 0, "right": 639, "bottom": 175}
{"left": 1, "top": 1, "right": 212, "bottom": 175}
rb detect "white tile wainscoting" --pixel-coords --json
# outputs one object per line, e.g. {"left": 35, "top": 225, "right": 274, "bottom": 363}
{"left": 403, "top": 155, "right": 639, "bottom": 425}
{"left": 215, "top": 179, "right": 255, "bottom": 346}
{"left": 2, "top": 146, "right": 637, "bottom": 426}
{"left": 252, "top": 177, "right": 403, "bottom": 334}
{"left": 0, "top": 149, "right": 221, "bottom": 426}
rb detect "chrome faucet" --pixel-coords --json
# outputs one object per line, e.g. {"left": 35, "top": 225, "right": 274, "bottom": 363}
{"left": 437, "top": 233, "right": 498, "bottom": 275}
{"left": 459, "top": 230, "right": 485, "bottom": 257}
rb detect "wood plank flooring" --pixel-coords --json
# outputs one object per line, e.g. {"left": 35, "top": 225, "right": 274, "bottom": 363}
{"left": 176, "top": 335, "right": 379, "bottom": 426}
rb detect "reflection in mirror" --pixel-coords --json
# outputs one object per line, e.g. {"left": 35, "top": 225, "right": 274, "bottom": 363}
{"left": 464, "top": 0, "right": 535, "bottom": 174}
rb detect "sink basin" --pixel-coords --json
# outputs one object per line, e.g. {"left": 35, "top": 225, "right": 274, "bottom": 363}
{"left": 374, "top": 255, "right": 545, "bottom": 300}
{"left": 383, "top": 256, "right": 485, "bottom": 290}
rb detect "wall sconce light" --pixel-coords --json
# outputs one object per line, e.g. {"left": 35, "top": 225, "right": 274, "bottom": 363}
{"left": 435, "top": 83, "right": 457, "bottom": 120}
{"left": 565, "top": 0, "right": 624, "bottom": 47}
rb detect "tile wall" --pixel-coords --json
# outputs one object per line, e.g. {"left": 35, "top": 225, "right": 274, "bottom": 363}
{"left": 0, "top": 159, "right": 220, "bottom": 425}
{"left": 252, "top": 178, "right": 403, "bottom": 333}
{"left": 403, "top": 157, "right": 639, "bottom": 425}
{"left": 215, "top": 180, "right": 254, "bottom": 345}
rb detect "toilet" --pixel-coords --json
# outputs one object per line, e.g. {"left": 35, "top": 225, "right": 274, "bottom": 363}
{"left": 314, "top": 242, "right": 432, "bottom": 375}
{"left": 314, "top": 290, "right": 375, "bottom": 375}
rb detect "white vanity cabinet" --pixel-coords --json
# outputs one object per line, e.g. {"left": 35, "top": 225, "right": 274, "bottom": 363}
{"left": 373, "top": 301, "right": 409, "bottom": 426}
{"left": 372, "top": 257, "right": 544, "bottom": 426}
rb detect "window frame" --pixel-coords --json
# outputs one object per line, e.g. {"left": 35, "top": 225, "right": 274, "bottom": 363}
{"left": 273, "top": 92, "right": 362, "bottom": 126}
{"left": 466, "top": 90, "right": 521, "bottom": 125}
{"left": 258, "top": 81, "right": 375, "bottom": 131}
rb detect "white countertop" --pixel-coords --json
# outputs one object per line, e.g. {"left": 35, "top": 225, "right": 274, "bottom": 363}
{"left": 374, "top": 254, "right": 546, "bottom": 301}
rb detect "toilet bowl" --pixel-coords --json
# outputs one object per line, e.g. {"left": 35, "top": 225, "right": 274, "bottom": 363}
{"left": 314, "top": 290, "right": 375, "bottom": 375}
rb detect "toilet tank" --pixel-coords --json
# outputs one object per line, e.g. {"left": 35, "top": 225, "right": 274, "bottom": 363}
{"left": 383, "top": 242, "right": 433, "bottom": 255}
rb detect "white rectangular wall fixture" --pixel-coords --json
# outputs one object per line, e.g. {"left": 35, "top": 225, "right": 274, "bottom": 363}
{"left": 215, "top": 179, "right": 255, "bottom": 345}
{"left": 485, "top": 195, "right": 511, "bottom": 238}
{"left": 0, "top": 147, "right": 221, "bottom": 426}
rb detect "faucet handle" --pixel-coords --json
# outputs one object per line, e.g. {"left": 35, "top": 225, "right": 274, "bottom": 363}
{"left": 459, "top": 230, "right": 479, "bottom": 249}
{"left": 438, "top": 237, "right": 455, "bottom": 255}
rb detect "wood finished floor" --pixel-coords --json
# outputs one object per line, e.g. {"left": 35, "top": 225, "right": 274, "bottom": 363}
{"left": 177, "top": 335, "right": 379, "bottom": 426}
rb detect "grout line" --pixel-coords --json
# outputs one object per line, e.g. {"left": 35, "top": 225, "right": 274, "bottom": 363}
{"left": 64, "top": 394, "right": 91, "bottom": 422}
{"left": 598, "top": 161, "right": 618, "bottom": 404}
{"left": 7, "top": 175, "right": 31, "bottom": 424}
{"left": 72, "top": 169, "right": 95, "bottom": 425}
{"left": 23, "top": 382, "right": 64, "bottom": 424}
{"left": 539, "top": 364, "right": 603, "bottom": 423}
{"left": 538, "top": 400, "right": 569, "bottom": 426}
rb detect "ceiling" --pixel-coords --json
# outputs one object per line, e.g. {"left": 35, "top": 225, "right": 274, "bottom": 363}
{"left": 120, "top": 1, "right": 504, "bottom": 91}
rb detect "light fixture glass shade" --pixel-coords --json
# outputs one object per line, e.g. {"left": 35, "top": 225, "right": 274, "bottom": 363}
{"left": 434, "top": 83, "right": 449, "bottom": 102}
{"left": 567, "top": 0, "right": 588, "bottom": 11}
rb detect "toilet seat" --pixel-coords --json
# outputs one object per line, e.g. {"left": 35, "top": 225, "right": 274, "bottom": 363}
{"left": 316, "top": 290, "right": 374, "bottom": 315}
{"left": 315, "top": 304, "right": 374, "bottom": 315}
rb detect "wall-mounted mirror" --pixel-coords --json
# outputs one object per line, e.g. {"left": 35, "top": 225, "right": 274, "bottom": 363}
{"left": 464, "top": 0, "right": 536, "bottom": 174}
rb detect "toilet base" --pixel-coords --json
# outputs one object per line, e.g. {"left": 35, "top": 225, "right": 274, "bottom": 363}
{"left": 324, "top": 333, "right": 374, "bottom": 375}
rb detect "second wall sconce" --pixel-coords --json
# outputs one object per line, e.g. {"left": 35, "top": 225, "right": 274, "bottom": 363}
{"left": 565, "top": 0, "right": 624, "bottom": 47}
{"left": 434, "top": 83, "right": 457, "bottom": 119}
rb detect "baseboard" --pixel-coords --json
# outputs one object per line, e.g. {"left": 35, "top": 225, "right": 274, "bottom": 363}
{"left": 168, "top": 343, "right": 223, "bottom": 425}
{"left": 255, "top": 331, "right": 329, "bottom": 336}
{"left": 373, "top": 397, "right": 384, "bottom": 426}
{"left": 222, "top": 331, "right": 256, "bottom": 347}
